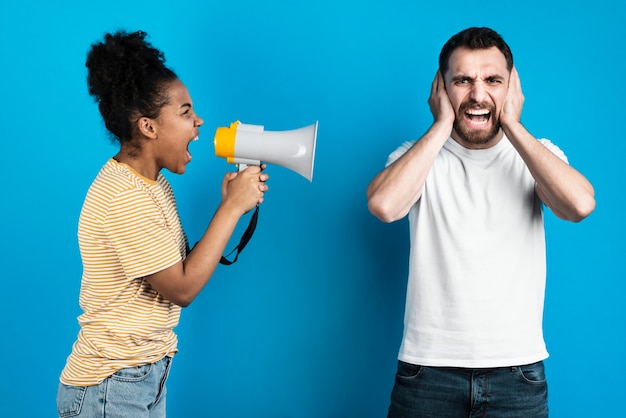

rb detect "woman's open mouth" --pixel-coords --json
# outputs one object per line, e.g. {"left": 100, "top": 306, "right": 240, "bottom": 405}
{"left": 187, "top": 136, "right": 199, "bottom": 161}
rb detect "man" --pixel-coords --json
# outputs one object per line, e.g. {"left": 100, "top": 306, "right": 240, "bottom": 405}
{"left": 366, "top": 27, "right": 595, "bottom": 417}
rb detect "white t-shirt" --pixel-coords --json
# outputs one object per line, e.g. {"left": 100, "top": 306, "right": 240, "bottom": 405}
{"left": 387, "top": 135, "right": 567, "bottom": 368}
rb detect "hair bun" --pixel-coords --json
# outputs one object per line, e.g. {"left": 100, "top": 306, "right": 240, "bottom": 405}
{"left": 85, "top": 30, "right": 176, "bottom": 142}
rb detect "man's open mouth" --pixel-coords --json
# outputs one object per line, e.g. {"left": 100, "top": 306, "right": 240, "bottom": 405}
{"left": 465, "top": 108, "right": 490, "bottom": 123}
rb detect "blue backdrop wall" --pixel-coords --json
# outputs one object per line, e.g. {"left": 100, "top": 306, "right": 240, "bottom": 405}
{"left": 1, "top": 1, "right": 624, "bottom": 417}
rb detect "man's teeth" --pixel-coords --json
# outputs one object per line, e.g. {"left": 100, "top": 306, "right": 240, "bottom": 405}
{"left": 466, "top": 109, "right": 489, "bottom": 115}
{"left": 466, "top": 108, "right": 490, "bottom": 122}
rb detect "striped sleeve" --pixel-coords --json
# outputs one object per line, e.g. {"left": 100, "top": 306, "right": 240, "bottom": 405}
{"left": 104, "top": 186, "right": 182, "bottom": 280}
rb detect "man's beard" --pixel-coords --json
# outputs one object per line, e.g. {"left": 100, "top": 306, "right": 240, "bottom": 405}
{"left": 453, "top": 102, "right": 501, "bottom": 145}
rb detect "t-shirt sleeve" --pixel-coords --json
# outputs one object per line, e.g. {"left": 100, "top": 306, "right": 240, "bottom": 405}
{"left": 539, "top": 138, "right": 569, "bottom": 164}
{"left": 104, "top": 187, "right": 182, "bottom": 280}
{"left": 386, "top": 140, "right": 417, "bottom": 167}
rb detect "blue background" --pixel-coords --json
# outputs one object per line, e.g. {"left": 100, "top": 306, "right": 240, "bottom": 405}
{"left": 1, "top": 0, "right": 624, "bottom": 417}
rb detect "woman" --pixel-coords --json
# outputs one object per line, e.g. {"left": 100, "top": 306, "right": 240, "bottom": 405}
{"left": 56, "top": 30, "right": 268, "bottom": 417}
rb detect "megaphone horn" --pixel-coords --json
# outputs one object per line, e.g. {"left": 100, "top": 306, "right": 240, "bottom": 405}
{"left": 214, "top": 121, "right": 318, "bottom": 181}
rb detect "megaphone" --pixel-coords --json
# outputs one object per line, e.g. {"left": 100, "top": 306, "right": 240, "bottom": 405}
{"left": 214, "top": 120, "right": 318, "bottom": 181}
{"left": 212, "top": 120, "right": 318, "bottom": 265}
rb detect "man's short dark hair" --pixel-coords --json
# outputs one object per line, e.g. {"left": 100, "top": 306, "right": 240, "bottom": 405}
{"left": 439, "top": 27, "right": 514, "bottom": 76}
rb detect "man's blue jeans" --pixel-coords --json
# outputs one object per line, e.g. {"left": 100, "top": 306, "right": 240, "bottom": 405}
{"left": 56, "top": 356, "right": 172, "bottom": 418}
{"left": 387, "top": 360, "right": 549, "bottom": 418}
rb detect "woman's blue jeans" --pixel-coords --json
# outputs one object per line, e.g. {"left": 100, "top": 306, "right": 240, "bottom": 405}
{"left": 56, "top": 356, "right": 172, "bottom": 418}
{"left": 387, "top": 360, "right": 549, "bottom": 418}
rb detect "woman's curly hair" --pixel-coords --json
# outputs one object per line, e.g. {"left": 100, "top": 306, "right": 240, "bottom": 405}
{"left": 85, "top": 30, "right": 178, "bottom": 143}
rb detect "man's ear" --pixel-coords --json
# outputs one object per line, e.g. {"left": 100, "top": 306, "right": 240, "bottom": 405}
{"left": 137, "top": 117, "right": 158, "bottom": 139}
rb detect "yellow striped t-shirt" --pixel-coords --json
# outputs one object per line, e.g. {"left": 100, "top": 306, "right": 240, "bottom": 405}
{"left": 60, "top": 159, "right": 188, "bottom": 386}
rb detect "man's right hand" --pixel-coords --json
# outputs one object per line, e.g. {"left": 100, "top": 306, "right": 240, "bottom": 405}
{"left": 428, "top": 71, "right": 455, "bottom": 128}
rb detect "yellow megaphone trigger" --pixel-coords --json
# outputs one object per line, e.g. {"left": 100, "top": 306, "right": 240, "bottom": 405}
{"left": 214, "top": 121, "right": 239, "bottom": 158}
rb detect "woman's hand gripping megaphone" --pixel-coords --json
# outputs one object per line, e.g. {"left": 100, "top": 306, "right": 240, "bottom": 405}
{"left": 217, "top": 163, "right": 269, "bottom": 265}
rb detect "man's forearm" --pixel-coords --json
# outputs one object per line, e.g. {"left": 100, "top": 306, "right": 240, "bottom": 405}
{"left": 366, "top": 121, "right": 451, "bottom": 222}
{"left": 504, "top": 122, "right": 596, "bottom": 222}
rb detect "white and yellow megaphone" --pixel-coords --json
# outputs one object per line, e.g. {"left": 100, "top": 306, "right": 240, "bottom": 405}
{"left": 214, "top": 121, "right": 318, "bottom": 181}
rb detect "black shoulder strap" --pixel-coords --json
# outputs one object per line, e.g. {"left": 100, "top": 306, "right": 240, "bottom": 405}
{"left": 219, "top": 205, "right": 259, "bottom": 265}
